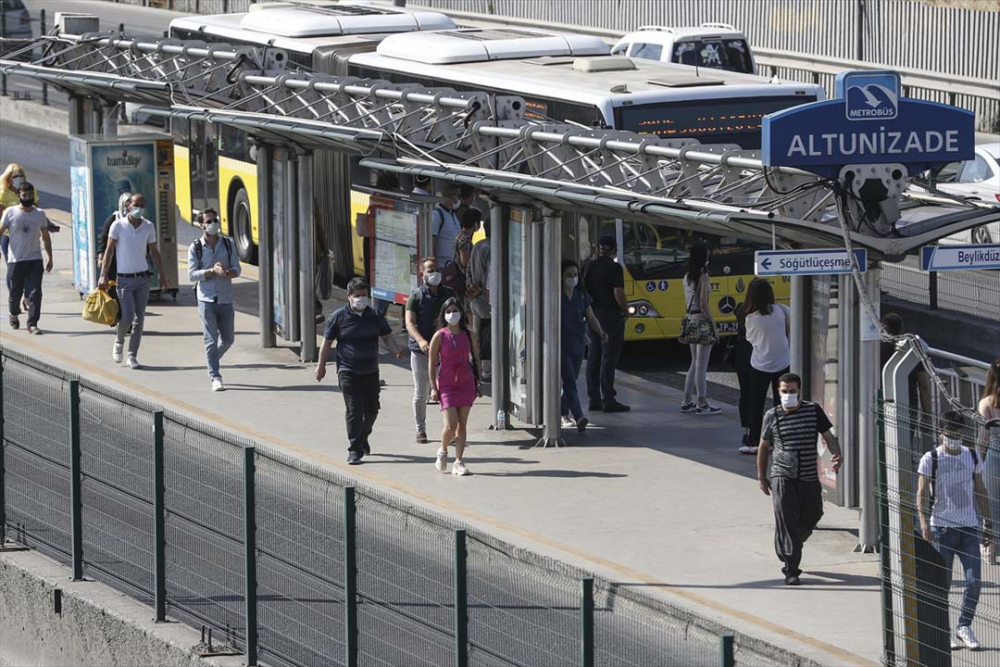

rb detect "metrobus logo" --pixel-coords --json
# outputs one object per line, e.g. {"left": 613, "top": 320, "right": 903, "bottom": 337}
{"left": 107, "top": 150, "right": 142, "bottom": 168}
{"left": 844, "top": 72, "right": 899, "bottom": 122}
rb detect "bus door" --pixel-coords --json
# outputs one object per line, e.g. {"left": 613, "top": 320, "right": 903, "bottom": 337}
{"left": 190, "top": 121, "right": 220, "bottom": 216}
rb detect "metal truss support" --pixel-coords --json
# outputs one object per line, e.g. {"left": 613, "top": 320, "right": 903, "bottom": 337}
{"left": 298, "top": 151, "right": 317, "bottom": 363}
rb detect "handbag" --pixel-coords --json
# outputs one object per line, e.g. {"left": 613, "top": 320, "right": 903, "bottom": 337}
{"left": 678, "top": 277, "right": 718, "bottom": 345}
{"left": 441, "top": 260, "right": 466, "bottom": 297}
{"left": 82, "top": 288, "right": 118, "bottom": 326}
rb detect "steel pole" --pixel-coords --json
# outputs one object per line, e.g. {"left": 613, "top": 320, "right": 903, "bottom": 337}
{"left": 454, "top": 530, "right": 468, "bottom": 667}
{"left": 789, "top": 276, "right": 806, "bottom": 384}
{"left": 256, "top": 144, "right": 275, "bottom": 347}
{"left": 525, "top": 213, "right": 540, "bottom": 425}
{"left": 297, "top": 152, "right": 317, "bottom": 363}
{"left": 102, "top": 103, "right": 118, "bottom": 136}
{"left": 285, "top": 153, "right": 300, "bottom": 342}
{"left": 536, "top": 210, "right": 563, "bottom": 447}
{"left": 69, "top": 380, "right": 83, "bottom": 581}
{"left": 344, "top": 487, "right": 358, "bottom": 667}
{"left": 68, "top": 95, "right": 86, "bottom": 135}
{"left": 857, "top": 265, "right": 880, "bottom": 552}
{"left": 839, "top": 274, "right": 858, "bottom": 508}
{"left": 0, "top": 360, "right": 6, "bottom": 545}
{"left": 39, "top": 9, "right": 49, "bottom": 105}
{"left": 581, "top": 578, "right": 594, "bottom": 667}
{"left": 489, "top": 202, "right": 507, "bottom": 429}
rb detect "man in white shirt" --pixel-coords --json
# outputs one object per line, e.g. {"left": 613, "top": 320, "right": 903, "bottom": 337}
{"left": 98, "top": 193, "right": 168, "bottom": 369}
{"left": 431, "top": 184, "right": 462, "bottom": 263}
{"left": 917, "top": 411, "right": 991, "bottom": 651}
{"left": 0, "top": 182, "right": 52, "bottom": 334}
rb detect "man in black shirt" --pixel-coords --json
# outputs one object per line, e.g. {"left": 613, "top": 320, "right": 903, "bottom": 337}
{"left": 583, "top": 235, "right": 630, "bottom": 413}
{"left": 316, "top": 277, "right": 404, "bottom": 464}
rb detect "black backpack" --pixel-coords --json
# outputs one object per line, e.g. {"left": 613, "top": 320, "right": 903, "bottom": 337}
{"left": 929, "top": 447, "right": 979, "bottom": 511}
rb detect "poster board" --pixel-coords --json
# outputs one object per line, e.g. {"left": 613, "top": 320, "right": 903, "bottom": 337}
{"left": 370, "top": 196, "right": 420, "bottom": 305}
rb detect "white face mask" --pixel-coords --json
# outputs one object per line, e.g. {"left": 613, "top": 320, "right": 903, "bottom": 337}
{"left": 452, "top": 198, "right": 461, "bottom": 209}
{"left": 445, "top": 311, "right": 461, "bottom": 326}
{"left": 942, "top": 436, "right": 963, "bottom": 453}
{"left": 130, "top": 206, "right": 145, "bottom": 220}
{"left": 12, "top": 175, "right": 24, "bottom": 187}
{"left": 564, "top": 276, "right": 578, "bottom": 289}
{"left": 425, "top": 271, "right": 442, "bottom": 287}
{"left": 780, "top": 393, "right": 800, "bottom": 410}
{"left": 351, "top": 296, "right": 368, "bottom": 310}
{"left": 205, "top": 221, "right": 221, "bottom": 236}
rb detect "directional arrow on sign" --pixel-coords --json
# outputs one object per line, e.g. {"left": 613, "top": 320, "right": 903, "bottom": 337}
{"left": 761, "top": 258, "right": 772, "bottom": 271}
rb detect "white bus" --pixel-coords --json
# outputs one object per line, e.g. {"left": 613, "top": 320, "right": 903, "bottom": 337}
{"left": 348, "top": 28, "right": 825, "bottom": 340}
{"left": 168, "top": 1, "right": 455, "bottom": 274}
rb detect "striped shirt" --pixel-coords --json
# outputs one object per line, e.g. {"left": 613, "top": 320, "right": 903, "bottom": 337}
{"left": 762, "top": 401, "right": 833, "bottom": 482}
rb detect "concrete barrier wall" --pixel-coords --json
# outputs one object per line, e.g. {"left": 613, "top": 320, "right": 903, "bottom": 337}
{"left": 0, "top": 550, "right": 243, "bottom": 667}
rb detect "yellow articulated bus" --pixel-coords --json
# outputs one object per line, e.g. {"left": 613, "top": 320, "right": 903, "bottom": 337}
{"left": 347, "top": 28, "right": 812, "bottom": 338}
{"left": 168, "top": 2, "right": 455, "bottom": 276}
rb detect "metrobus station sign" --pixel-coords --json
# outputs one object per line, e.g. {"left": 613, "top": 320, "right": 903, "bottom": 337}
{"left": 755, "top": 248, "right": 867, "bottom": 276}
{"left": 921, "top": 244, "right": 1000, "bottom": 272}
{"left": 762, "top": 71, "right": 975, "bottom": 177}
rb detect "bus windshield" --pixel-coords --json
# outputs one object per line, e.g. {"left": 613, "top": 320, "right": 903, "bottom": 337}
{"left": 616, "top": 95, "right": 813, "bottom": 148}
{"left": 622, "top": 222, "right": 762, "bottom": 280}
{"left": 673, "top": 38, "right": 754, "bottom": 74}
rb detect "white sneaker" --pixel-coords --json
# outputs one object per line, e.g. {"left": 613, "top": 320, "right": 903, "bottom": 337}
{"left": 956, "top": 625, "right": 980, "bottom": 650}
{"left": 738, "top": 445, "right": 754, "bottom": 455}
{"left": 211, "top": 378, "right": 225, "bottom": 392}
{"left": 951, "top": 634, "right": 962, "bottom": 650}
{"left": 112, "top": 342, "right": 123, "bottom": 363}
{"left": 452, "top": 460, "right": 469, "bottom": 476}
{"left": 435, "top": 448, "right": 448, "bottom": 472}
{"left": 680, "top": 401, "right": 697, "bottom": 413}
{"left": 695, "top": 403, "right": 722, "bottom": 416}
{"left": 127, "top": 356, "right": 142, "bottom": 370}
{"left": 560, "top": 416, "right": 576, "bottom": 429}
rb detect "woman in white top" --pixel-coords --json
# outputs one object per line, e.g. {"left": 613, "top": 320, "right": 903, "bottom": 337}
{"left": 978, "top": 359, "right": 1000, "bottom": 562}
{"left": 744, "top": 279, "right": 791, "bottom": 450}
{"left": 681, "top": 244, "right": 721, "bottom": 415}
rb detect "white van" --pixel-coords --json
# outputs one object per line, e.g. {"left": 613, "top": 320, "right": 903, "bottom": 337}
{"left": 611, "top": 23, "right": 756, "bottom": 75}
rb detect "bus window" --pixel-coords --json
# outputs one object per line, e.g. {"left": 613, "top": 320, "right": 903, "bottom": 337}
{"left": 219, "top": 125, "right": 254, "bottom": 164}
{"left": 672, "top": 38, "right": 753, "bottom": 74}
{"left": 622, "top": 221, "right": 689, "bottom": 280}
{"left": 170, "top": 116, "right": 189, "bottom": 146}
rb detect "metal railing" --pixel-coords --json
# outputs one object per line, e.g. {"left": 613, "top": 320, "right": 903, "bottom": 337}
{"left": 0, "top": 346, "right": 757, "bottom": 667}
{"left": 881, "top": 256, "right": 1000, "bottom": 325}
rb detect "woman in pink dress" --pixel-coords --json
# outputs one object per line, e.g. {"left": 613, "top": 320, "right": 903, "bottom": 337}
{"left": 429, "top": 297, "right": 481, "bottom": 476}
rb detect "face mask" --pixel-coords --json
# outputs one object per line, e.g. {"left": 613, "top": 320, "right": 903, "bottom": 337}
{"left": 351, "top": 296, "right": 368, "bottom": 310}
{"left": 942, "top": 436, "right": 963, "bottom": 453}
{"left": 205, "top": 221, "right": 221, "bottom": 236}
{"left": 780, "top": 393, "right": 800, "bottom": 410}
{"left": 130, "top": 206, "right": 145, "bottom": 220}
{"left": 445, "top": 311, "right": 461, "bottom": 326}
{"left": 453, "top": 198, "right": 461, "bottom": 209}
{"left": 564, "top": 276, "right": 578, "bottom": 289}
{"left": 12, "top": 176, "right": 24, "bottom": 187}
{"left": 425, "top": 271, "right": 442, "bottom": 287}
{"left": 19, "top": 195, "right": 33, "bottom": 206}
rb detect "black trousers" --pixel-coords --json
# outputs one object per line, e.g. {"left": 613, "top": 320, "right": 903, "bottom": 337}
{"left": 746, "top": 366, "right": 789, "bottom": 447}
{"left": 736, "top": 369, "right": 755, "bottom": 429}
{"left": 477, "top": 316, "right": 491, "bottom": 362}
{"left": 772, "top": 477, "right": 824, "bottom": 577}
{"left": 586, "top": 310, "right": 625, "bottom": 406}
{"left": 7, "top": 259, "right": 44, "bottom": 327}
{"left": 339, "top": 371, "right": 381, "bottom": 454}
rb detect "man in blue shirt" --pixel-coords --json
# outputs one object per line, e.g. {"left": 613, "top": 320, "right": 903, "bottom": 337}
{"left": 316, "top": 277, "right": 405, "bottom": 464}
{"left": 188, "top": 209, "right": 241, "bottom": 392}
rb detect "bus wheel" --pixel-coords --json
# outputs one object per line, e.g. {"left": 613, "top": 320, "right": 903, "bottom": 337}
{"left": 232, "top": 188, "right": 258, "bottom": 264}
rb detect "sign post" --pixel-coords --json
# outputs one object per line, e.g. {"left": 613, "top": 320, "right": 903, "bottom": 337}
{"left": 755, "top": 249, "right": 867, "bottom": 276}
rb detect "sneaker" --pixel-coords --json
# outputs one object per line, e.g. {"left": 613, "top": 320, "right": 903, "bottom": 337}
{"left": 739, "top": 445, "right": 755, "bottom": 455}
{"left": 577, "top": 416, "right": 589, "bottom": 433}
{"left": 695, "top": 403, "right": 722, "bottom": 416}
{"left": 784, "top": 575, "right": 801, "bottom": 586}
{"left": 9, "top": 316, "right": 19, "bottom": 330}
{"left": 588, "top": 401, "right": 603, "bottom": 412}
{"left": 951, "top": 634, "right": 963, "bottom": 650}
{"left": 362, "top": 442, "right": 371, "bottom": 456}
{"left": 680, "top": 400, "right": 697, "bottom": 413}
{"left": 956, "top": 625, "right": 980, "bottom": 650}
{"left": 416, "top": 432, "right": 429, "bottom": 444}
{"left": 451, "top": 460, "right": 469, "bottom": 476}
{"left": 26, "top": 325, "right": 40, "bottom": 335}
{"left": 347, "top": 450, "right": 363, "bottom": 465}
{"left": 112, "top": 342, "right": 123, "bottom": 363}
{"left": 435, "top": 448, "right": 448, "bottom": 472}
{"left": 127, "top": 356, "right": 142, "bottom": 370}
{"left": 560, "top": 416, "right": 576, "bottom": 429}
{"left": 603, "top": 401, "right": 631, "bottom": 413}
{"left": 211, "top": 378, "right": 225, "bottom": 392}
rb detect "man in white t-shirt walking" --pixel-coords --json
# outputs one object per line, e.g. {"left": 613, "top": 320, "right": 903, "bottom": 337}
{"left": 0, "top": 182, "right": 52, "bottom": 334}
{"left": 98, "top": 193, "right": 168, "bottom": 369}
{"left": 917, "top": 411, "right": 992, "bottom": 651}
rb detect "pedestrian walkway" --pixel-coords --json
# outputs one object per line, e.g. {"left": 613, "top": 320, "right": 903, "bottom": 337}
{"left": 1, "top": 211, "right": 882, "bottom": 666}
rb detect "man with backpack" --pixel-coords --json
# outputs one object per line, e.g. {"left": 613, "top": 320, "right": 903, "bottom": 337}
{"left": 917, "top": 411, "right": 991, "bottom": 651}
{"left": 188, "top": 209, "right": 241, "bottom": 392}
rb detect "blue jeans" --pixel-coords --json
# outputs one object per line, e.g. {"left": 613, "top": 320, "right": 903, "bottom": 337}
{"left": 561, "top": 349, "right": 585, "bottom": 420}
{"left": 932, "top": 526, "right": 982, "bottom": 627}
{"left": 198, "top": 300, "right": 235, "bottom": 380}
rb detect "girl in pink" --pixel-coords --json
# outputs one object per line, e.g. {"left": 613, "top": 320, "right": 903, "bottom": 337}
{"left": 429, "top": 297, "right": 481, "bottom": 476}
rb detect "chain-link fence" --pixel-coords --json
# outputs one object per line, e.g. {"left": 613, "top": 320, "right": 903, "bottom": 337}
{"left": 1, "top": 346, "right": 778, "bottom": 667}
{"left": 877, "top": 359, "right": 1000, "bottom": 666}
{"left": 882, "top": 256, "right": 1000, "bottom": 326}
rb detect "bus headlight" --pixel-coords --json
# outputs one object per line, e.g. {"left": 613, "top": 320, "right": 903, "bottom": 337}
{"left": 627, "top": 300, "right": 660, "bottom": 318}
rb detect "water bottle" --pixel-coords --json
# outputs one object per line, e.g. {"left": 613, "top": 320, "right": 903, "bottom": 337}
{"left": 496, "top": 410, "right": 507, "bottom": 431}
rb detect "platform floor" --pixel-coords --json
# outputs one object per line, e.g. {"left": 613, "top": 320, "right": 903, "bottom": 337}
{"left": 1, "top": 211, "right": 885, "bottom": 666}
